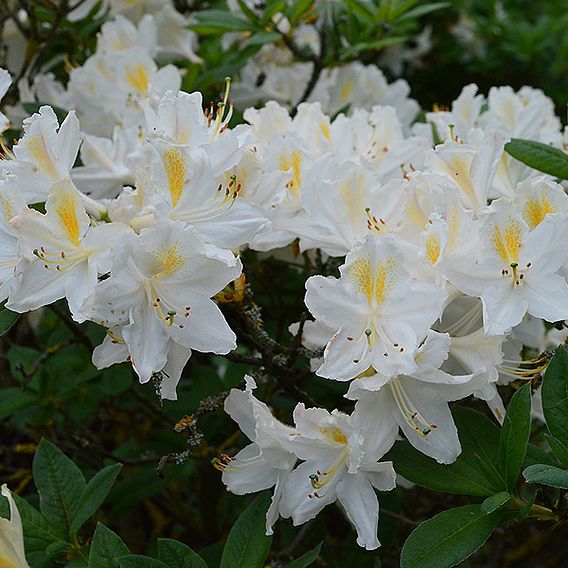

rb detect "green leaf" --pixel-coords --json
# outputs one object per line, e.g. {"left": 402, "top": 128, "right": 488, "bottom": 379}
{"left": 523, "top": 464, "right": 568, "bottom": 489}
{"left": 480, "top": 492, "right": 510, "bottom": 514}
{"left": 89, "top": 523, "right": 130, "bottom": 568}
{"left": 387, "top": 408, "right": 505, "bottom": 497}
{"left": 33, "top": 439, "right": 86, "bottom": 535}
{"left": 546, "top": 434, "right": 568, "bottom": 468}
{"left": 395, "top": 2, "right": 449, "bottom": 22}
{"left": 499, "top": 384, "right": 531, "bottom": 490}
{"left": 340, "top": 36, "right": 407, "bottom": 59}
{"left": 157, "top": 539, "right": 208, "bottom": 568}
{"left": 236, "top": 0, "right": 260, "bottom": 24}
{"left": 0, "top": 303, "right": 20, "bottom": 335}
{"left": 220, "top": 493, "right": 272, "bottom": 568}
{"left": 285, "top": 543, "right": 322, "bottom": 567}
{"left": 244, "top": 31, "right": 281, "bottom": 47}
{"left": 190, "top": 11, "right": 256, "bottom": 34}
{"left": 505, "top": 139, "right": 568, "bottom": 180}
{"left": 1, "top": 493, "right": 65, "bottom": 555}
{"left": 287, "top": 0, "right": 313, "bottom": 23}
{"left": 542, "top": 346, "right": 568, "bottom": 446}
{"left": 524, "top": 442, "right": 558, "bottom": 468}
{"left": 117, "top": 557, "right": 168, "bottom": 568}
{"left": 71, "top": 464, "right": 122, "bottom": 532}
{"left": 400, "top": 505, "right": 503, "bottom": 568}
{"left": 0, "top": 387, "right": 39, "bottom": 420}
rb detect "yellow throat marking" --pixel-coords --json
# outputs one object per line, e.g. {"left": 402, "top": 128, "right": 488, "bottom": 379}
{"left": 126, "top": 64, "right": 150, "bottom": 95}
{"left": 492, "top": 219, "right": 521, "bottom": 265}
{"left": 162, "top": 147, "right": 186, "bottom": 208}
{"left": 350, "top": 256, "right": 395, "bottom": 306}
{"left": 523, "top": 196, "right": 555, "bottom": 229}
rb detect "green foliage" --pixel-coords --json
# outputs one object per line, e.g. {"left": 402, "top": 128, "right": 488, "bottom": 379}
{"left": 499, "top": 384, "right": 531, "bottom": 491}
{"left": 220, "top": 493, "right": 273, "bottom": 568}
{"left": 505, "top": 139, "right": 568, "bottom": 180}
{"left": 400, "top": 505, "right": 504, "bottom": 568}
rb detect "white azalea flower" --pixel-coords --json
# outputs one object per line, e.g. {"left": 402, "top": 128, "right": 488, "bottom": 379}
{"left": 425, "top": 131, "right": 506, "bottom": 213}
{"left": 215, "top": 376, "right": 297, "bottom": 535}
{"left": 445, "top": 199, "right": 568, "bottom": 335}
{"left": 7, "top": 178, "right": 128, "bottom": 322}
{"left": 304, "top": 234, "right": 446, "bottom": 380}
{"left": 84, "top": 222, "right": 241, "bottom": 382}
{"left": 1, "top": 106, "right": 80, "bottom": 203}
{"left": 145, "top": 141, "right": 269, "bottom": 249}
{"left": 346, "top": 330, "right": 488, "bottom": 464}
{"left": 279, "top": 401, "right": 396, "bottom": 550}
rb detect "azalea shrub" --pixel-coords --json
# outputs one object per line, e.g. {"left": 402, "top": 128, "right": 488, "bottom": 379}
{"left": 1, "top": 0, "right": 568, "bottom": 567}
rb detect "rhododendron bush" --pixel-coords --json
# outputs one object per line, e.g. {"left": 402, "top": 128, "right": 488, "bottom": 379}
{"left": 1, "top": 1, "right": 568, "bottom": 567}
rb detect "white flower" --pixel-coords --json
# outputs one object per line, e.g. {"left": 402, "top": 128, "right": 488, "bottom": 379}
{"left": 7, "top": 178, "right": 128, "bottom": 322}
{"left": 145, "top": 142, "right": 269, "bottom": 249}
{"left": 0, "top": 485, "right": 30, "bottom": 568}
{"left": 1, "top": 106, "right": 81, "bottom": 203}
{"left": 445, "top": 199, "right": 568, "bottom": 335}
{"left": 304, "top": 234, "right": 446, "bottom": 380}
{"left": 279, "top": 402, "right": 396, "bottom": 550}
{"left": 425, "top": 131, "right": 506, "bottom": 213}
{"left": 71, "top": 126, "right": 141, "bottom": 199}
{"left": 84, "top": 221, "right": 241, "bottom": 382}
{"left": 215, "top": 376, "right": 297, "bottom": 535}
{"left": 346, "top": 331, "right": 490, "bottom": 464}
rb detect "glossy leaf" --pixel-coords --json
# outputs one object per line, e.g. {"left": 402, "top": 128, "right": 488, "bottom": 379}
{"left": 400, "top": 505, "right": 503, "bottom": 568}
{"left": 505, "top": 139, "right": 568, "bottom": 179}
{"left": 157, "top": 539, "right": 208, "bottom": 568}
{"left": 542, "top": 347, "right": 568, "bottom": 447}
{"left": 220, "top": 493, "right": 272, "bottom": 568}
{"left": 499, "top": 384, "right": 531, "bottom": 491}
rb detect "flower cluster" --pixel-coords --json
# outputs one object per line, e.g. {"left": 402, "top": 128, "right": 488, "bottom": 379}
{"left": 1, "top": 7, "right": 568, "bottom": 548}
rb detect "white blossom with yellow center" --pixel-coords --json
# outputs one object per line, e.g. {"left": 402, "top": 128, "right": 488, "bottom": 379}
{"left": 304, "top": 234, "right": 447, "bottom": 381}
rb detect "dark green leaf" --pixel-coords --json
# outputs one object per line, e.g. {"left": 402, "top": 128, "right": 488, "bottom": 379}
{"left": 89, "top": 523, "right": 130, "bottom": 568}
{"left": 236, "top": 0, "right": 260, "bottom": 24}
{"left": 499, "top": 384, "right": 531, "bottom": 490}
{"left": 1, "top": 493, "right": 65, "bottom": 554}
{"left": 387, "top": 408, "right": 505, "bottom": 497}
{"left": 542, "top": 346, "right": 568, "bottom": 446}
{"left": 524, "top": 442, "right": 558, "bottom": 468}
{"left": 0, "top": 387, "right": 39, "bottom": 420}
{"left": 117, "top": 557, "right": 168, "bottom": 568}
{"left": 190, "top": 11, "right": 256, "bottom": 34}
{"left": 287, "top": 0, "right": 313, "bottom": 23}
{"left": 71, "top": 464, "right": 122, "bottom": 532}
{"left": 480, "top": 492, "right": 510, "bottom": 514}
{"left": 220, "top": 493, "right": 272, "bottom": 568}
{"left": 0, "top": 303, "right": 20, "bottom": 335}
{"left": 546, "top": 434, "right": 568, "bottom": 468}
{"left": 33, "top": 439, "right": 86, "bottom": 535}
{"left": 395, "top": 2, "right": 449, "bottom": 22}
{"left": 341, "top": 36, "right": 407, "bottom": 58}
{"left": 157, "top": 539, "right": 208, "bottom": 568}
{"left": 245, "top": 31, "right": 281, "bottom": 47}
{"left": 400, "top": 505, "right": 503, "bottom": 568}
{"left": 523, "top": 464, "right": 568, "bottom": 489}
{"left": 505, "top": 139, "right": 568, "bottom": 180}
{"left": 285, "top": 542, "right": 322, "bottom": 567}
